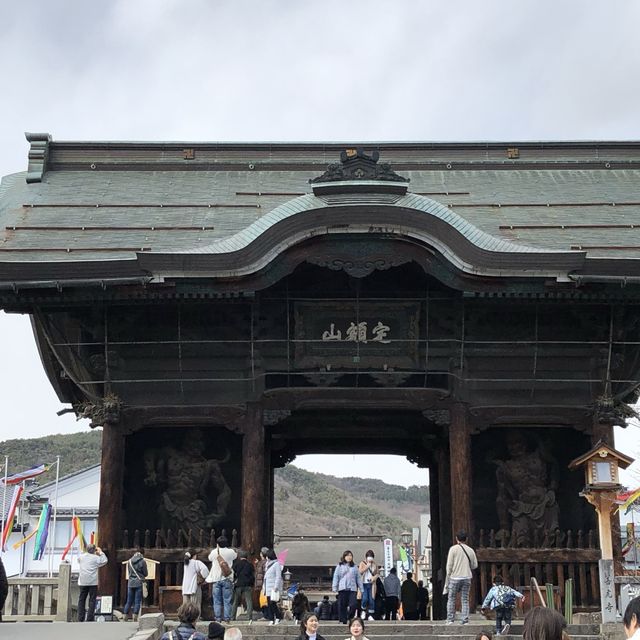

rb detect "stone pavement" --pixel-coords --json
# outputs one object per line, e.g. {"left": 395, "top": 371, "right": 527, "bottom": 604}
{"left": 0, "top": 621, "right": 140, "bottom": 640}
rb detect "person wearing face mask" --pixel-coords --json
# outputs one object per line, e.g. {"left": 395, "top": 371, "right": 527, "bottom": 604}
{"left": 357, "top": 550, "right": 378, "bottom": 621}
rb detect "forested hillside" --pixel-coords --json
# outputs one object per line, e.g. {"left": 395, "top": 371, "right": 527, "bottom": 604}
{"left": 0, "top": 430, "right": 102, "bottom": 483}
{"left": 0, "top": 431, "right": 429, "bottom": 535}
{"left": 273, "top": 464, "right": 429, "bottom": 537}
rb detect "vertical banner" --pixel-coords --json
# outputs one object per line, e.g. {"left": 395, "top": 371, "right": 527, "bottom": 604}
{"left": 1, "top": 484, "right": 23, "bottom": 551}
{"left": 599, "top": 558, "right": 616, "bottom": 623}
{"left": 383, "top": 537, "right": 393, "bottom": 573}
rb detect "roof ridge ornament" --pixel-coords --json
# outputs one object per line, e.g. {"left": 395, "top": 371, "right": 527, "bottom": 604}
{"left": 25, "top": 132, "right": 52, "bottom": 184}
{"left": 310, "top": 148, "right": 409, "bottom": 196}
{"left": 310, "top": 148, "right": 409, "bottom": 184}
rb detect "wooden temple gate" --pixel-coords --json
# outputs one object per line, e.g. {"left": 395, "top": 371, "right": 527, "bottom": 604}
{"left": 2, "top": 139, "right": 640, "bottom": 616}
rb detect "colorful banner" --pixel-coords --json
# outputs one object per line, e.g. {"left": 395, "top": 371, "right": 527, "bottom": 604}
{"left": 0, "top": 464, "right": 50, "bottom": 486}
{"left": 61, "top": 516, "right": 87, "bottom": 561}
{"left": 277, "top": 548, "right": 288, "bottom": 566}
{"left": 616, "top": 488, "right": 640, "bottom": 514}
{"left": 1, "top": 485, "right": 23, "bottom": 551}
{"left": 399, "top": 543, "right": 409, "bottom": 571}
{"left": 12, "top": 527, "right": 38, "bottom": 550}
{"left": 32, "top": 503, "right": 52, "bottom": 561}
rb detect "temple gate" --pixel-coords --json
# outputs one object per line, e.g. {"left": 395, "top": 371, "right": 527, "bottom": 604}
{"left": 2, "top": 138, "right": 639, "bottom": 614}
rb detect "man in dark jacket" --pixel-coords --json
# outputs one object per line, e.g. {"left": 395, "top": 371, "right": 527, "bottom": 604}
{"left": 231, "top": 549, "right": 255, "bottom": 621}
{"left": 383, "top": 568, "right": 401, "bottom": 620}
{"left": 400, "top": 572, "right": 419, "bottom": 620}
{"left": 315, "top": 595, "right": 333, "bottom": 620}
{"left": 417, "top": 580, "right": 429, "bottom": 620}
{"left": 0, "top": 556, "right": 8, "bottom": 621}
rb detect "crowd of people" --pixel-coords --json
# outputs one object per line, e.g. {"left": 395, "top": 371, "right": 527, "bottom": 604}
{"left": 5, "top": 547, "right": 640, "bottom": 640}
{"left": 328, "top": 549, "right": 429, "bottom": 622}
{"left": 156, "top": 594, "right": 640, "bottom": 640}
{"left": 177, "top": 542, "right": 432, "bottom": 625}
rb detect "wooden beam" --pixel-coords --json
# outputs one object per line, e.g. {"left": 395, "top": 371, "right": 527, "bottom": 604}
{"left": 476, "top": 548, "right": 600, "bottom": 563}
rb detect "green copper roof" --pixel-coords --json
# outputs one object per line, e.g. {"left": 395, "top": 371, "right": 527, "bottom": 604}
{"left": 1, "top": 136, "right": 640, "bottom": 285}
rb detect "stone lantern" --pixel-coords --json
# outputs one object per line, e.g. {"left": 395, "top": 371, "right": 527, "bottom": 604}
{"left": 569, "top": 440, "right": 634, "bottom": 621}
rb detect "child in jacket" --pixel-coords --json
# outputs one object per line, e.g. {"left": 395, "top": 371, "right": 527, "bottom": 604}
{"left": 481, "top": 575, "right": 524, "bottom": 636}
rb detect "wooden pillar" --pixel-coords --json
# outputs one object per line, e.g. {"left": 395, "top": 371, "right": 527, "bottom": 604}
{"left": 265, "top": 432, "right": 274, "bottom": 545}
{"left": 592, "top": 419, "right": 614, "bottom": 446}
{"left": 241, "top": 405, "right": 266, "bottom": 555}
{"left": 429, "top": 458, "right": 442, "bottom": 619}
{"left": 584, "top": 491, "right": 617, "bottom": 560}
{"left": 98, "top": 422, "right": 125, "bottom": 597}
{"left": 591, "top": 419, "right": 622, "bottom": 557}
{"left": 449, "top": 404, "right": 472, "bottom": 538}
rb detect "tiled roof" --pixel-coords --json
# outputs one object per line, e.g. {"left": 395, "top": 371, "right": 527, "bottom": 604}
{"left": 2, "top": 137, "right": 640, "bottom": 285}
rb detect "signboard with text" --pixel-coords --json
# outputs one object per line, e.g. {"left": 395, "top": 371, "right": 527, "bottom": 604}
{"left": 383, "top": 538, "right": 394, "bottom": 574}
{"left": 293, "top": 301, "right": 420, "bottom": 369}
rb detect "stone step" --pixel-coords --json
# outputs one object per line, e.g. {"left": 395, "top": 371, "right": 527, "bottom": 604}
{"left": 168, "top": 620, "right": 604, "bottom": 640}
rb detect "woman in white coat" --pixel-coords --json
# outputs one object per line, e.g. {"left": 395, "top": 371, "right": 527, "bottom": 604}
{"left": 261, "top": 549, "right": 283, "bottom": 625}
{"left": 181, "top": 550, "right": 209, "bottom": 610}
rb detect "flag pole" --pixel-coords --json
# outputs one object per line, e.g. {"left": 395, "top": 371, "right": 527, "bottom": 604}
{"left": 0, "top": 456, "right": 8, "bottom": 552}
{"left": 48, "top": 457, "right": 60, "bottom": 578}
{"left": 19, "top": 480, "right": 26, "bottom": 575}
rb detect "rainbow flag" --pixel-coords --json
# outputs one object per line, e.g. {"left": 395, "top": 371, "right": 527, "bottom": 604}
{"left": 61, "top": 516, "right": 87, "bottom": 560}
{"left": 1, "top": 485, "right": 23, "bottom": 550}
{"left": 32, "top": 503, "right": 52, "bottom": 561}
{"left": 1, "top": 464, "right": 51, "bottom": 486}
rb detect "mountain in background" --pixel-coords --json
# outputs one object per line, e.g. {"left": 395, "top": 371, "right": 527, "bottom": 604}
{"left": 0, "top": 431, "right": 429, "bottom": 536}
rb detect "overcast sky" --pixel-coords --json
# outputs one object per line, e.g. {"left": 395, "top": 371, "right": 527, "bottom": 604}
{"left": 1, "top": 1, "right": 640, "bottom": 487}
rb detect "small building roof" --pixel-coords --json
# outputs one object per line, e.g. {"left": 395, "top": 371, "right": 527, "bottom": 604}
{"left": 568, "top": 440, "right": 634, "bottom": 470}
{"left": 274, "top": 535, "right": 387, "bottom": 567}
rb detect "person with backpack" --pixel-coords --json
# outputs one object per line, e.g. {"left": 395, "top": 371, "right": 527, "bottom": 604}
{"left": 444, "top": 530, "right": 478, "bottom": 625}
{"left": 482, "top": 575, "right": 524, "bottom": 635}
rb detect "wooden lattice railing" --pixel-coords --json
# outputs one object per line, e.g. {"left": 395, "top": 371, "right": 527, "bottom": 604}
{"left": 116, "top": 527, "right": 238, "bottom": 608}
{"left": 475, "top": 528, "right": 601, "bottom": 611}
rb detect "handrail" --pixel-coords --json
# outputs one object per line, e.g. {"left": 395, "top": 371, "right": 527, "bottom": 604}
{"left": 530, "top": 577, "right": 547, "bottom": 608}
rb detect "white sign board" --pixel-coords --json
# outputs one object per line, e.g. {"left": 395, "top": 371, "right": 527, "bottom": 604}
{"left": 383, "top": 538, "right": 394, "bottom": 573}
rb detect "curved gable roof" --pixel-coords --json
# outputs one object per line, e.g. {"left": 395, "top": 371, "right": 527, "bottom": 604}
{"left": 137, "top": 190, "right": 585, "bottom": 279}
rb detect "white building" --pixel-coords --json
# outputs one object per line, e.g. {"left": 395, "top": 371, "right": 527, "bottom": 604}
{"left": 2, "top": 464, "right": 100, "bottom": 576}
